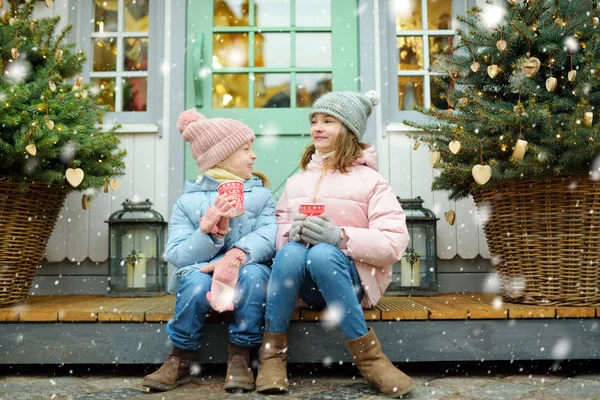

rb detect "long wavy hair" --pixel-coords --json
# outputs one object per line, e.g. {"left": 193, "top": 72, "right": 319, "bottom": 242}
{"left": 300, "top": 124, "right": 369, "bottom": 173}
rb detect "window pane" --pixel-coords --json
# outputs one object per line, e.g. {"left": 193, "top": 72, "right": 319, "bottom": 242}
{"left": 398, "top": 76, "right": 423, "bottom": 111}
{"left": 397, "top": 37, "right": 423, "bottom": 70}
{"left": 213, "top": 74, "right": 249, "bottom": 108}
{"left": 214, "top": 0, "right": 249, "bottom": 27}
{"left": 428, "top": 0, "right": 453, "bottom": 30}
{"left": 391, "top": 0, "right": 422, "bottom": 30}
{"left": 122, "top": 77, "right": 147, "bottom": 111}
{"left": 124, "top": 0, "right": 149, "bottom": 32}
{"left": 255, "top": 0, "right": 290, "bottom": 27}
{"left": 296, "top": 73, "right": 332, "bottom": 107}
{"left": 213, "top": 33, "right": 249, "bottom": 68}
{"left": 92, "top": 38, "right": 117, "bottom": 72}
{"left": 94, "top": 0, "right": 118, "bottom": 32}
{"left": 430, "top": 78, "right": 449, "bottom": 110}
{"left": 92, "top": 78, "right": 116, "bottom": 111}
{"left": 255, "top": 74, "right": 290, "bottom": 108}
{"left": 124, "top": 38, "right": 149, "bottom": 71}
{"left": 296, "top": 33, "right": 331, "bottom": 68}
{"left": 429, "top": 36, "right": 453, "bottom": 68}
{"left": 296, "top": 0, "right": 331, "bottom": 27}
{"left": 255, "top": 34, "right": 290, "bottom": 68}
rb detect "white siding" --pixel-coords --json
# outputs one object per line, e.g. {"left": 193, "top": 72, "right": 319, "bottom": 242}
{"left": 44, "top": 133, "right": 171, "bottom": 262}
{"left": 385, "top": 131, "right": 490, "bottom": 260}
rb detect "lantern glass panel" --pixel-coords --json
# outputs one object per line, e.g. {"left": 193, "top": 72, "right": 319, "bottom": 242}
{"left": 107, "top": 200, "right": 168, "bottom": 297}
{"left": 387, "top": 197, "right": 439, "bottom": 295}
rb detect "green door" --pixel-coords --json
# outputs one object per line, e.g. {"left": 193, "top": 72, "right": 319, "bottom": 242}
{"left": 185, "top": 0, "right": 360, "bottom": 196}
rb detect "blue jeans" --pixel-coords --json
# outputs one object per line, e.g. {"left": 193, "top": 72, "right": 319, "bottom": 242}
{"left": 166, "top": 263, "right": 270, "bottom": 350}
{"left": 265, "top": 242, "right": 368, "bottom": 339}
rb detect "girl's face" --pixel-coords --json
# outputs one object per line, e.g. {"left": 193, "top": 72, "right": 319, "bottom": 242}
{"left": 221, "top": 140, "right": 256, "bottom": 180}
{"left": 310, "top": 113, "right": 343, "bottom": 153}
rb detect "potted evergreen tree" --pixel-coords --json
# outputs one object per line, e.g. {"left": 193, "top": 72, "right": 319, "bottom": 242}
{"left": 405, "top": 0, "right": 600, "bottom": 305}
{"left": 0, "top": 0, "right": 125, "bottom": 306}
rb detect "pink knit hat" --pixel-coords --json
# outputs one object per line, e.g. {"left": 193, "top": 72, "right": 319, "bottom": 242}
{"left": 177, "top": 110, "right": 256, "bottom": 173}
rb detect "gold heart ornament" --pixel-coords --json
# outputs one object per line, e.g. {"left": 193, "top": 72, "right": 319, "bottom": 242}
{"left": 444, "top": 210, "right": 456, "bottom": 226}
{"left": 487, "top": 64, "right": 499, "bottom": 79}
{"left": 520, "top": 57, "right": 541, "bottom": 78}
{"left": 449, "top": 140, "right": 461, "bottom": 154}
{"left": 472, "top": 164, "right": 492, "bottom": 185}
{"left": 429, "top": 151, "right": 442, "bottom": 167}
{"left": 65, "top": 168, "right": 85, "bottom": 188}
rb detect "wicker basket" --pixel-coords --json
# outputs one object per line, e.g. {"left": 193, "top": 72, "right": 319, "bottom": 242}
{"left": 0, "top": 179, "right": 67, "bottom": 306}
{"left": 473, "top": 175, "right": 600, "bottom": 306}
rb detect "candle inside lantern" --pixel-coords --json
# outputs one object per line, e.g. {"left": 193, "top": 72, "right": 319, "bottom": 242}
{"left": 127, "top": 252, "right": 147, "bottom": 288}
{"left": 400, "top": 250, "right": 421, "bottom": 287}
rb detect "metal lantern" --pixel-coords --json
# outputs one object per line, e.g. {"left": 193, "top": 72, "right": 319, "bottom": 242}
{"left": 386, "top": 196, "right": 439, "bottom": 295}
{"left": 106, "top": 199, "right": 168, "bottom": 297}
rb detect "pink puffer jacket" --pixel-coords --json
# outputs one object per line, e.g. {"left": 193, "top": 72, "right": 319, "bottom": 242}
{"left": 275, "top": 146, "right": 409, "bottom": 308}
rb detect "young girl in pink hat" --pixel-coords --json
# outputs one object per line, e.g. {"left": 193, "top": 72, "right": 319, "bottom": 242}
{"left": 143, "top": 110, "right": 276, "bottom": 393}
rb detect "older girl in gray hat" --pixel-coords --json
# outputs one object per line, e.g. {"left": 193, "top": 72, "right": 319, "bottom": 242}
{"left": 255, "top": 90, "right": 415, "bottom": 397}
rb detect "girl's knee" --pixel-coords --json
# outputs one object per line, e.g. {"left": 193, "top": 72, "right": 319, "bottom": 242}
{"left": 238, "top": 263, "right": 270, "bottom": 285}
{"left": 306, "top": 243, "right": 339, "bottom": 264}
{"left": 274, "top": 241, "right": 309, "bottom": 263}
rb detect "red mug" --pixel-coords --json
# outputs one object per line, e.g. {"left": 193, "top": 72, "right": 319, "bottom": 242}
{"left": 217, "top": 180, "right": 245, "bottom": 217}
{"left": 299, "top": 203, "right": 325, "bottom": 217}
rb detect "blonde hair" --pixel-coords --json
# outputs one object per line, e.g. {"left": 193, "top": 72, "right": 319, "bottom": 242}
{"left": 299, "top": 124, "right": 369, "bottom": 173}
{"left": 252, "top": 170, "right": 271, "bottom": 188}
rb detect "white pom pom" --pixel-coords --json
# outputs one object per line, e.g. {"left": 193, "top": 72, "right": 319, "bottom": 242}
{"left": 364, "top": 90, "right": 380, "bottom": 106}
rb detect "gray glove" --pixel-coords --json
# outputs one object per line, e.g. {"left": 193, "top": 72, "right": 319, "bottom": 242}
{"left": 289, "top": 214, "right": 306, "bottom": 242}
{"left": 300, "top": 214, "right": 342, "bottom": 247}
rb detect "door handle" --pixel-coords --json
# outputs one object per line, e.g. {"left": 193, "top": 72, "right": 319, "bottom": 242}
{"left": 193, "top": 32, "right": 204, "bottom": 107}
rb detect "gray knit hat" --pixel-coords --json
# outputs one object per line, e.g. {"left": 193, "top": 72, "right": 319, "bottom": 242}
{"left": 310, "top": 90, "right": 380, "bottom": 140}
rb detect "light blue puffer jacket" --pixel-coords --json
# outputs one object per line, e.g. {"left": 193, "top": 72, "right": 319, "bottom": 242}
{"left": 166, "top": 175, "right": 276, "bottom": 292}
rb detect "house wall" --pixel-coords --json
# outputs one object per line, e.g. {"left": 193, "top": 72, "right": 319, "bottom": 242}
{"left": 27, "top": 0, "right": 495, "bottom": 297}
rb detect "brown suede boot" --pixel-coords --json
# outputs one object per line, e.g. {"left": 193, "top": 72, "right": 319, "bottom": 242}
{"left": 255, "top": 332, "right": 289, "bottom": 393}
{"left": 347, "top": 328, "right": 415, "bottom": 398}
{"left": 142, "top": 346, "right": 197, "bottom": 391}
{"left": 224, "top": 343, "right": 255, "bottom": 391}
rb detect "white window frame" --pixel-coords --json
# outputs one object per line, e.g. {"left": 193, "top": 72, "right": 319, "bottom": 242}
{"left": 382, "top": 0, "right": 471, "bottom": 126}
{"left": 69, "top": 0, "right": 164, "bottom": 126}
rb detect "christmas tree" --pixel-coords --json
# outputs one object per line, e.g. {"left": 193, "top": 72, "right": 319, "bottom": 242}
{"left": 0, "top": 0, "right": 125, "bottom": 191}
{"left": 405, "top": 0, "right": 600, "bottom": 200}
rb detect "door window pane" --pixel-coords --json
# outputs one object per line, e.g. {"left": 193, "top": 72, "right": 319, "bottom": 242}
{"left": 94, "top": 0, "right": 118, "bottom": 32}
{"left": 255, "top": 0, "right": 290, "bottom": 27}
{"left": 255, "top": 34, "right": 290, "bottom": 68}
{"left": 255, "top": 74, "right": 290, "bottom": 108}
{"left": 214, "top": 0, "right": 249, "bottom": 27}
{"left": 296, "top": 73, "right": 332, "bottom": 107}
{"left": 296, "top": 0, "right": 331, "bottom": 27}
{"left": 398, "top": 37, "right": 423, "bottom": 70}
{"left": 92, "top": 38, "right": 117, "bottom": 72}
{"left": 92, "top": 78, "right": 116, "bottom": 111}
{"left": 213, "top": 74, "right": 249, "bottom": 108}
{"left": 124, "top": 38, "right": 149, "bottom": 71}
{"left": 430, "top": 78, "right": 449, "bottom": 110}
{"left": 392, "top": 0, "right": 422, "bottom": 30}
{"left": 124, "top": 0, "right": 149, "bottom": 32}
{"left": 122, "top": 77, "right": 147, "bottom": 111}
{"left": 296, "top": 33, "right": 331, "bottom": 68}
{"left": 429, "top": 35, "right": 453, "bottom": 68}
{"left": 213, "top": 33, "right": 249, "bottom": 68}
{"left": 428, "top": 0, "right": 452, "bottom": 30}
{"left": 398, "top": 76, "right": 423, "bottom": 110}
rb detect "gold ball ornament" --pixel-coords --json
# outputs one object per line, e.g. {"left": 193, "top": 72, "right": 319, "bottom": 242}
{"left": 46, "top": 120, "right": 54, "bottom": 130}
{"left": 593, "top": 17, "right": 599, "bottom": 26}
{"left": 459, "top": 97, "right": 468, "bottom": 107}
